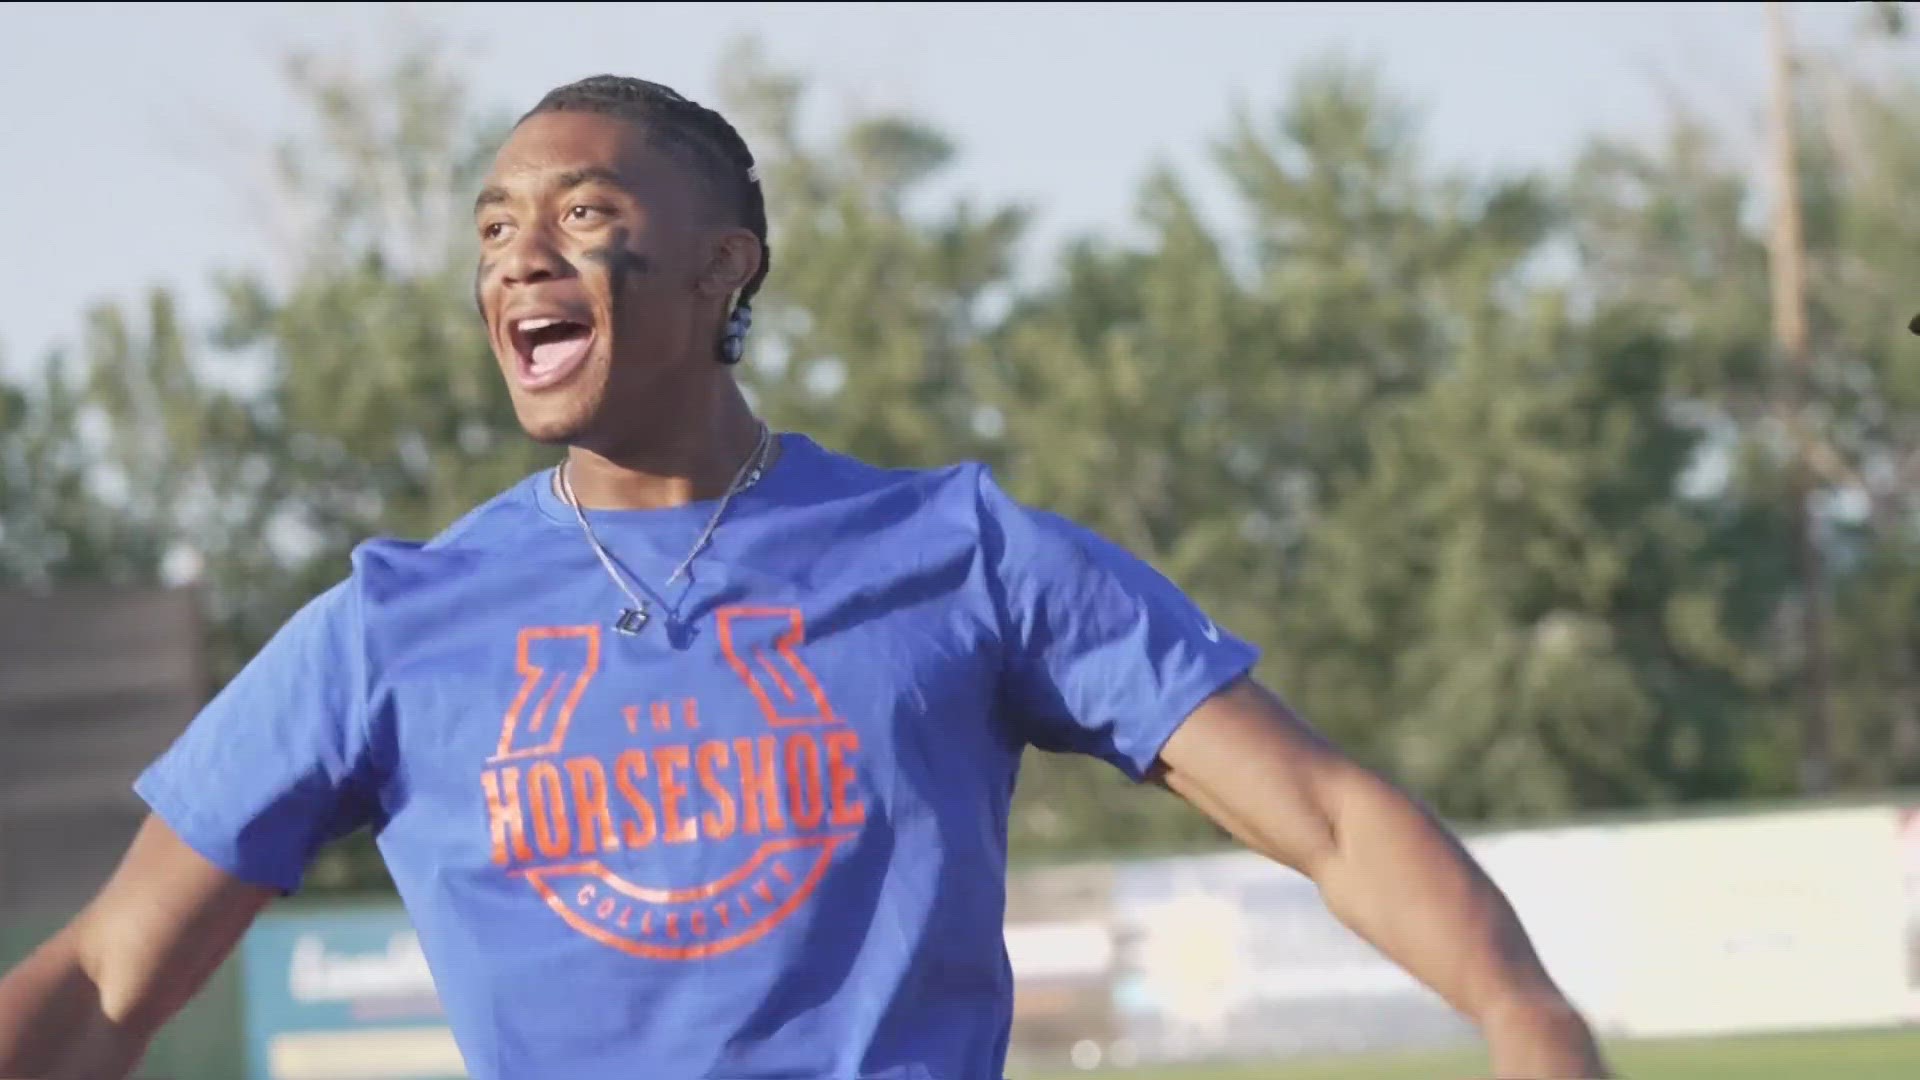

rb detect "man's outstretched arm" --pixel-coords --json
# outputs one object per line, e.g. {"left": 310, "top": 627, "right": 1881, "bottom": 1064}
{"left": 1154, "top": 677, "right": 1611, "bottom": 1080}
{"left": 0, "top": 816, "right": 276, "bottom": 1079}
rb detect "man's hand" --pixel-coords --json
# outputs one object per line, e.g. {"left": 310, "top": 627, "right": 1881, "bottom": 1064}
{"left": 1153, "top": 677, "right": 1612, "bottom": 1079}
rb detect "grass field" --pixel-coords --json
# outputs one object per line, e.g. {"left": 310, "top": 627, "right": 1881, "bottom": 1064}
{"left": 1037, "top": 1026, "right": 1920, "bottom": 1080}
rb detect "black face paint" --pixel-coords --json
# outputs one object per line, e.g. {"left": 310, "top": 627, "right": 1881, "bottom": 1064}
{"left": 581, "top": 226, "right": 652, "bottom": 302}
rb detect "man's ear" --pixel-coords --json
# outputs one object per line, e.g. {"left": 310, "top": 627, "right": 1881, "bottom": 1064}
{"left": 699, "top": 228, "right": 762, "bottom": 301}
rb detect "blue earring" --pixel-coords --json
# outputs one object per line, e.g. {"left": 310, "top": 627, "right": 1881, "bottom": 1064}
{"left": 719, "top": 304, "right": 753, "bottom": 364}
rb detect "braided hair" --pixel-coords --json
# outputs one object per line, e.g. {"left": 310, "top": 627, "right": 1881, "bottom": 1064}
{"left": 523, "top": 76, "right": 769, "bottom": 365}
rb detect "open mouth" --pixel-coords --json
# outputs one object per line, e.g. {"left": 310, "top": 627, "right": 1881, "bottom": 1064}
{"left": 508, "top": 315, "right": 596, "bottom": 390}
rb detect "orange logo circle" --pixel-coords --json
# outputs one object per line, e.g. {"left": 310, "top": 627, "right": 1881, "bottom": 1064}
{"left": 477, "top": 610, "right": 865, "bottom": 960}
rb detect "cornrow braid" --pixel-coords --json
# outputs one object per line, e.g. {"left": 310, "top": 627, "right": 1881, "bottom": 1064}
{"left": 524, "top": 75, "right": 770, "bottom": 365}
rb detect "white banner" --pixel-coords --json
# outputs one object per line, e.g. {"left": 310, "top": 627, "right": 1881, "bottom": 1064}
{"left": 1890, "top": 806, "right": 1920, "bottom": 1020}
{"left": 1079, "top": 802, "right": 1912, "bottom": 1057}
{"left": 1604, "top": 805, "right": 1909, "bottom": 1039}
{"left": 1108, "top": 852, "right": 1470, "bottom": 1064}
{"left": 1466, "top": 826, "right": 1631, "bottom": 1035}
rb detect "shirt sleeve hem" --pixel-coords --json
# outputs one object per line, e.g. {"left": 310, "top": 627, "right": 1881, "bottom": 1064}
{"left": 133, "top": 771, "right": 304, "bottom": 896}
{"left": 1114, "top": 642, "right": 1262, "bottom": 783}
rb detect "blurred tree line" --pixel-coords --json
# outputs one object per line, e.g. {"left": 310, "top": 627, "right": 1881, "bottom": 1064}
{"left": 1, "top": 22, "right": 1916, "bottom": 890}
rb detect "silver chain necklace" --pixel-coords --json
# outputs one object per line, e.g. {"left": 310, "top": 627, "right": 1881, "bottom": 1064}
{"left": 555, "top": 423, "right": 774, "bottom": 636}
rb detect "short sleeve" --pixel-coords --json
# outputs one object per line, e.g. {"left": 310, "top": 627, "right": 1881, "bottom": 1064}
{"left": 134, "top": 577, "right": 382, "bottom": 894}
{"left": 977, "top": 467, "right": 1261, "bottom": 780}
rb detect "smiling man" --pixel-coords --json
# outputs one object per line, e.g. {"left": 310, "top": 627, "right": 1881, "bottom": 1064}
{"left": 0, "top": 76, "right": 1610, "bottom": 1080}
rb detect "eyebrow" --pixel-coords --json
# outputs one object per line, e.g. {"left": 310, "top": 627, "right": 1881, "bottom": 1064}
{"left": 555, "top": 166, "right": 624, "bottom": 191}
{"left": 473, "top": 166, "right": 626, "bottom": 216}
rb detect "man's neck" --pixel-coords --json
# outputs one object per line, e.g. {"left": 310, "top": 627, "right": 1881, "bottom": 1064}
{"left": 561, "top": 380, "right": 773, "bottom": 511}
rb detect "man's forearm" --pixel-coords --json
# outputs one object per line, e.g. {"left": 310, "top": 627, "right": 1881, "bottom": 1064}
{"left": 0, "top": 930, "right": 149, "bottom": 1080}
{"left": 1310, "top": 769, "right": 1610, "bottom": 1078}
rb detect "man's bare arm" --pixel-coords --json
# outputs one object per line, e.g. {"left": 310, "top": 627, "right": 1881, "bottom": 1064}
{"left": 1154, "top": 677, "right": 1610, "bottom": 1080}
{"left": 0, "top": 815, "right": 276, "bottom": 1079}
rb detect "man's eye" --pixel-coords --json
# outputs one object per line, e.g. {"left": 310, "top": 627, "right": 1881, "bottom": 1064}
{"left": 567, "top": 205, "right": 612, "bottom": 223}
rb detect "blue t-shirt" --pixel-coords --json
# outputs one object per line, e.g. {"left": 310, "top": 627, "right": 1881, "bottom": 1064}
{"left": 135, "top": 433, "right": 1260, "bottom": 1080}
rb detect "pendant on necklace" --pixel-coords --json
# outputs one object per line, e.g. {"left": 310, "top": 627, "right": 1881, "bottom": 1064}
{"left": 615, "top": 607, "right": 651, "bottom": 636}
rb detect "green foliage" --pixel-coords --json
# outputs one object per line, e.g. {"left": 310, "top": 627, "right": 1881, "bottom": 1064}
{"left": 718, "top": 44, "right": 1028, "bottom": 469}
{"left": 5, "top": 30, "right": 1919, "bottom": 885}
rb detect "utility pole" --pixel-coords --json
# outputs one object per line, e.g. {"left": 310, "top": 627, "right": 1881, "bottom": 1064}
{"left": 1765, "top": 0, "right": 1832, "bottom": 795}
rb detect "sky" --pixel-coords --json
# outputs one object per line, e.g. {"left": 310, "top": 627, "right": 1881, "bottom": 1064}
{"left": 0, "top": 2, "right": 1898, "bottom": 376}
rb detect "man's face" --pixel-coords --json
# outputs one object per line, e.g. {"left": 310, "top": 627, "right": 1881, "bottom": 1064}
{"left": 473, "top": 110, "right": 716, "bottom": 447}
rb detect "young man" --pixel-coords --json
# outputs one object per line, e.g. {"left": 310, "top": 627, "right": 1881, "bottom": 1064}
{"left": 0, "top": 77, "right": 1609, "bottom": 1079}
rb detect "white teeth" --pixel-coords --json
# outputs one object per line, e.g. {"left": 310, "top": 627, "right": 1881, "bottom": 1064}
{"left": 516, "top": 317, "right": 563, "bottom": 332}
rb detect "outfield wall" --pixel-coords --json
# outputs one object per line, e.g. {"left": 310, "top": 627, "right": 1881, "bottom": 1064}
{"left": 0, "top": 587, "right": 232, "bottom": 1080}
{"left": 1002, "top": 799, "right": 1920, "bottom": 1072}
{"left": 112, "top": 797, "right": 1910, "bottom": 1079}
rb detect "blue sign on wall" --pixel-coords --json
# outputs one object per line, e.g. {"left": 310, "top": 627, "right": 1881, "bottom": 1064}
{"left": 241, "top": 906, "right": 466, "bottom": 1080}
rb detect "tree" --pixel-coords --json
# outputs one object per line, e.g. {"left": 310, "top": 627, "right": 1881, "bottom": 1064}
{"left": 985, "top": 61, "right": 1608, "bottom": 847}
{"left": 45, "top": 39, "right": 525, "bottom": 892}
{"left": 1798, "top": 63, "right": 1920, "bottom": 787}
{"left": 21, "top": 21, "right": 1920, "bottom": 883}
{"left": 1566, "top": 38, "right": 1920, "bottom": 792}
{"left": 716, "top": 41, "right": 1029, "bottom": 470}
